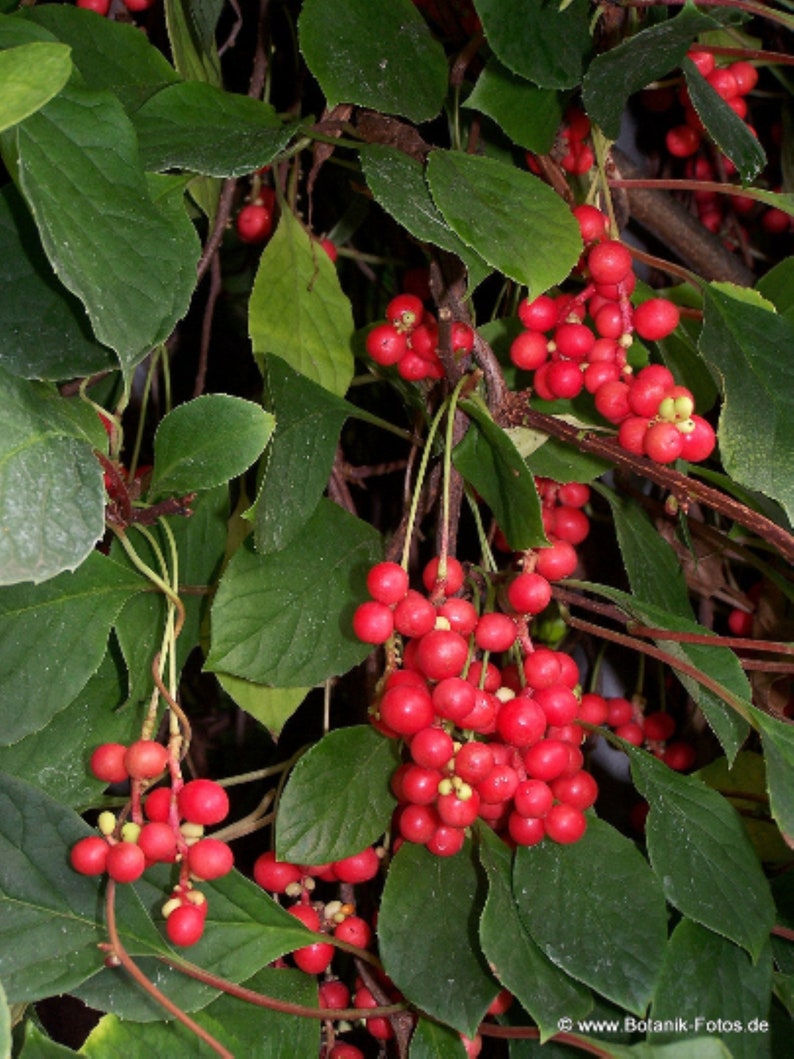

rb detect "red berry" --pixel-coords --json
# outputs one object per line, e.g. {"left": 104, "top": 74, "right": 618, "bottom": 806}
{"left": 137, "top": 822, "right": 178, "bottom": 864}
{"left": 187, "top": 838, "right": 234, "bottom": 881}
{"left": 366, "top": 561, "right": 409, "bottom": 605}
{"left": 680, "top": 414, "right": 716, "bottom": 462}
{"left": 513, "top": 778, "right": 554, "bottom": 818}
{"left": 546, "top": 359, "right": 584, "bottom": 399}
{"left": 352, "top": 600, "right": 394, "bottom": 644}
{"left": 165, "top": 904, "right": 206, "bottom": 947}
{"left": 550, "top": 769, "right": 599, "bottom": 810}
{"left": 453, "top": 741, "right": 495, "bottom": 784}
{"left": 507, "top": 571, "right": 552, "bottom": 615}
{"left": 415, "top": 628, "right": 469, "bottom": 681}
{"left": 518, "top": 295, "right": 558, "bottom": 331}
{"left": 730, "top": 61, "right": 758, "bottom": 95}
{"left": 410, "top": 726, "right": 455, "bottom": 769}
{"left": 507, "top": 812, "right": 546, "bottom": 846}
{"left": 334, "top": 915, "right": 372, "bottom": 949}
{"left": 727, "top": 608, "right": 753, "bottom": 637}
{"left": 474, "top": 612, "right": 518, "bottom": 652}
{"left": 379, "top": 684, "right": 434, "bottom": 736}
{"left": 587, "top": 241, "right": 633, "bottom": 285}
{"left": 77, "top": 0, "right": 111, "bottom": 13}
{"left": 398, "top": 803, "right": 439, "bottom": 843}
{"left": 665, "top": 125, "right": 701, "bottom": 158}
{"left": 687, "top": 49, "right": 715, "bottom": 77}
{"left": 422, "top": 556, "right": 464, "bottom": 596}
{"left": 544, "top": 802, "right": 587, "bottom": 844}
{"left": 642, "top": 711, "right": 677, "bottom": 741}
{"left": 70, "top": 835, "right": 109, "bottom": 876}
{"left": 425, "top": 824, "right": 466, "bottom": 858}
{"left": 393, "top": 590, "right": 436, "bottom": 638}
{"left": 510, "top": 330, "right": 549, "bottom": 372}
{"left": 663, "top": 741, "right": 696, "bottom": 771}
{"left": 436, "top": 789, "right": 481, "bottom": 828}
{"left": 385, "top": 293, "right": 424, "bottom": 332}
{"left": 332, "top": 846, "right": 381, "bottom": 883}
{"left": 432, "top": 677, "right": 477, "bottom": 723}
{"left": 534, "top": 538, "right": 578, "bottom": 581}
{"left": 495, "top": 697, "right": 546, "bottom": 748}
{"left": 293, "top": 938, "right": 334, "bottom": 974}
{"left": 606, "top": 697, "right": 634, "bottom": 726}
{"left": 437, "top": 598, "right": 479, "bottom": 636}
{"left": 236, "top": 203, "right": 273, "bottom": 244}
{"left": 178, "top": 779, "right": 229, "bottom": 826}
{"left": 643, "top": 421, "right": 684, "bottom": 463}
{"left": 90, "top": 743, "right": 129, "bottom": 784}
{"left": 594, "top": 379, "right": 632, "bottom": 423}
{"left": 365, "top": 323, "right": 407, "bottom": 366}
{"left": 573, "top": 204, "right": 608, "bottom": 244}
{"left": 523, "top": 739, "right": 571, "bottom": 782}
{"left": 123, "top": 740, "right": 169, "bottom": 780}
{"left": 144, "top": 786, "right": 174, "bottom": 823}
{"left": 106, "top": 841, "right": 146, "bottom": 883}
{"left": 633, "top": 299, "right": 680, "bottom": 341}
{"left": 553, "top": 322, "right": 595, "bottom": 361}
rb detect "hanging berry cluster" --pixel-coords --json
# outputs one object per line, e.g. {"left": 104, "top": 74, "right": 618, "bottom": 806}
{"left": 353, "top": 494, "right": 600, "bottom": 857}
{"left": 365, "top": 293, "right": 475, "bottom": 382}
{"left": 510, "top": 205, "right": 717, "bottom": 465}
{"left": 69, "top": 739, "right": 233, "bottom": 948}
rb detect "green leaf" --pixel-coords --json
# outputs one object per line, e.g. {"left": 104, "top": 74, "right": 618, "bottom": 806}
{"left": 474, "top": 0, "right": 592, "bottom": 90}
{"left": 216, "top": 677, "right": 310, "bottom": 737}
{"left": 628, "top": 745, "right": 775, "bottom": 960}
{"left": 149, "top": 394, "right": 274, "bottom": 499}
{"left": 756, "top": 256, "right": 794, "bottom": 322}
{"left": 753, "top": 708, "right": 794, "bottom": 847}
{"left": 133, "top": 82, "right": 299, "bottom": 177}
{"left": 583, "top": 6, "right": 720, "bottom": 139}
{"left": 478, "top": 827, "right": 591, "bottom": 1042}
{"left": 19, "top": 1021, "right": 78, "bottom": 1058}
{"left": 0, "top": 772, "right": 166, "bottom": 1004}
{"left": 426, "top": 151, "right": 581, "bottom": 298}
{"left": 696, "top": 752, "right": 793, "bottom": 869}
{"left": 205, "top": 500, "right": 382, "bottom": 686}
{"left": 249, "top": 209, "right": 355, "bottom": 397}
{"left": 523, "top": 436, "right": 613, "bottom": 483}
{"left": 465, "top": 58, "right": 563, "bottom": 153}
{"left": 378, "top": 840, "right": 498, "bottom": 1037}
{"left": 82, "top": 967, "right": 319, "bottom": 1058}
{"left": 0, "top": 368, "right": 107, "bottom": 584}
{"left": 0, "top": 42, "right": 71, "bottom": 133}
{"left": 0, "top": 647, "right": 134, "bottom": 808}
{"left": 700, "top": 283, "right": 794, "bottom": 524}
{"left": 595, "top": 483, "right": 691, "bottom": 614}
{"left": 0, "top": 184, "right": 114, "bottom": 380}
{"left": 0, "top": 980, "right": 10, "bottom": 1059}
{"left": 360, "top": 145, "right": 490, "bottom": 289}
{"left": 298, "top": 0, "right": 448, "bottom": 123}
{"left": 453, "top": 397, "right": 546, "bottom": 550}
{"left": 513, "top": 817, "right": 667, "bottom": 1014}
{"left": 164, "top": 0, "right": 221, "bottom": 85}
{"left": 276, "top": 726, "right": 398, "bottom": 864}
{"left": 251, "top": 354, "right": 353, "bottom": 554}
{"left": 0, "top": 551, "right": 144, "bottom": 744}
{"left": 15, "top": 80, "right": 199, "bottom": 381}
{"left": 410, "top": 1016, "right": 468, "bottom": 1058}
{"left": 683, "top": 59, "right": 765, "bottom": 183}
{"left": 23, "top": 4, "right": 181, "bottom": 112}
{"left": 650, "top": 920, "right": 773, "bottom": 1059}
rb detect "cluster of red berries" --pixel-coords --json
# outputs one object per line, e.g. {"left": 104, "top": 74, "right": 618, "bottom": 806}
{"left": 511, "top": 205, "right": 716, "bottom": 464}
{"left": 69, "top": 740, "right": 233, "bottom": 947}
{"left": 665, "top": 50, "right": 759, "bottom": 161}
{"left": 580, "top": 694, "right": 696, "bottom": 772}
{"left": 527, "top": 106, "right": 594, "bottom": 177}
{"left": 365, "top": 293, "right": 474, "bottom": 383}
{"left": 353, "top": 542, "right": 600, "bottom": 855}
{"left": 76, "top": 0, "right": 156, "bottom": 16}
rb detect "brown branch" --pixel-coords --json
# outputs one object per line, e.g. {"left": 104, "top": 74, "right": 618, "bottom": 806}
{"left": 194, "top": 252, "right": 222, "bottom": 398}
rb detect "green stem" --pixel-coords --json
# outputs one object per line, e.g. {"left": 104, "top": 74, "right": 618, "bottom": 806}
{"left": 400, "top": 397, "right": 449, "bottom": 570}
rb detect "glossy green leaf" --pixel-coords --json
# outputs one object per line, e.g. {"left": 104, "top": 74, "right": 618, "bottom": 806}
{"left": 474, "top": 0, "right": 592, "bottom": 90}
{"left": 15, "top": 81, "right": 199, "bottom": 381}
{"left": 465, "top": 58, "right": 563, "bottom": 152}
{"left": 628, "top": 745, "right": 775, "bottom": 959}
{"left": 453, "top": 396, "right": 546, "bottom": 550}
{"left": 216, "top": 677, "right": 310, "bottom": 737}
{"left": 756, "top": 256, "right": 794, "bottom": 322}
{"left": 378, "top": 840, "right": 498, "bottom": 1037}
{"left": 24, "top": 4, "right": 181, "bottom": 112}
{"left": 277, "top": 726, "right": 398, "bottom": 864}
{"left": 696, "top": 752, "right": 792, "bottom": 869}
{"left": 410, "top": 1016, "right": 467, "bottom": 1058}
{"left": 753, "top": 708, "right": 794, "bottom": 848}
{"left": 478, "top": 827, "right": 592, "bottom": 1041}
{"left": 514, "top": 817, "right": 667, "bottom": 1014}
{"left": 683, "top": 60, "right": 765, "bottom": 183}
{"left": 426, "top": 151, "right": 581, "bottom": 297}
{"left": 0, "top": 772, "right": 167, "bottom": 1004}
{"left": 164, "top": 0, "right": 221, "bottom": 85}
{"left": 701, "top": 283, "right": 794, "bottom": 525}
{"left": 583, "top": 6, "right": 720, "bottom": 138}
{"left": 0, "top": 42, "right": 71, "bottom": 133}
{"left": 299, "top": 0, "right": 447, "bottom": 122}
{"left": 133, "top": 83, "right": 299, "bottom": 177}
{"left": 205, "top": 500, "right": 382, "bottom": 686}
{"left": 0, "top": 647, "right": 134, "bottom": 808}
{"left": 149, "top": 394, "right": 274, "bottom": 499}
{"left": 523, "top": 437, "right": 613, "bottom": 483}
{"left": 18, "top": 1022, "right": 78, "bottom": 1058}
{"left": 650, "top": 920, "right": 773, "bottom": 1059}
{"left": 249, "top": 209, "right": 355, "bottom": 397}
{"left": 81, "top": 967, "right": 319, "bottom": 1058}
{"left": 0, "top": 368, "right": 107, "bottom": 584}
{"left": 251, "top": 354, "right": 353, "bottom": 554}
{"left": 0, "top": 980, "right": 10, "bottom": 1059}
{"left": 360, "top": 145, "right": 490, "bottom": 289}
{"left": 0, "top": 184, "right": 114, "bottom": 380}
{"left": 0, "top": 551, "right": 144, "bottom": 744}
